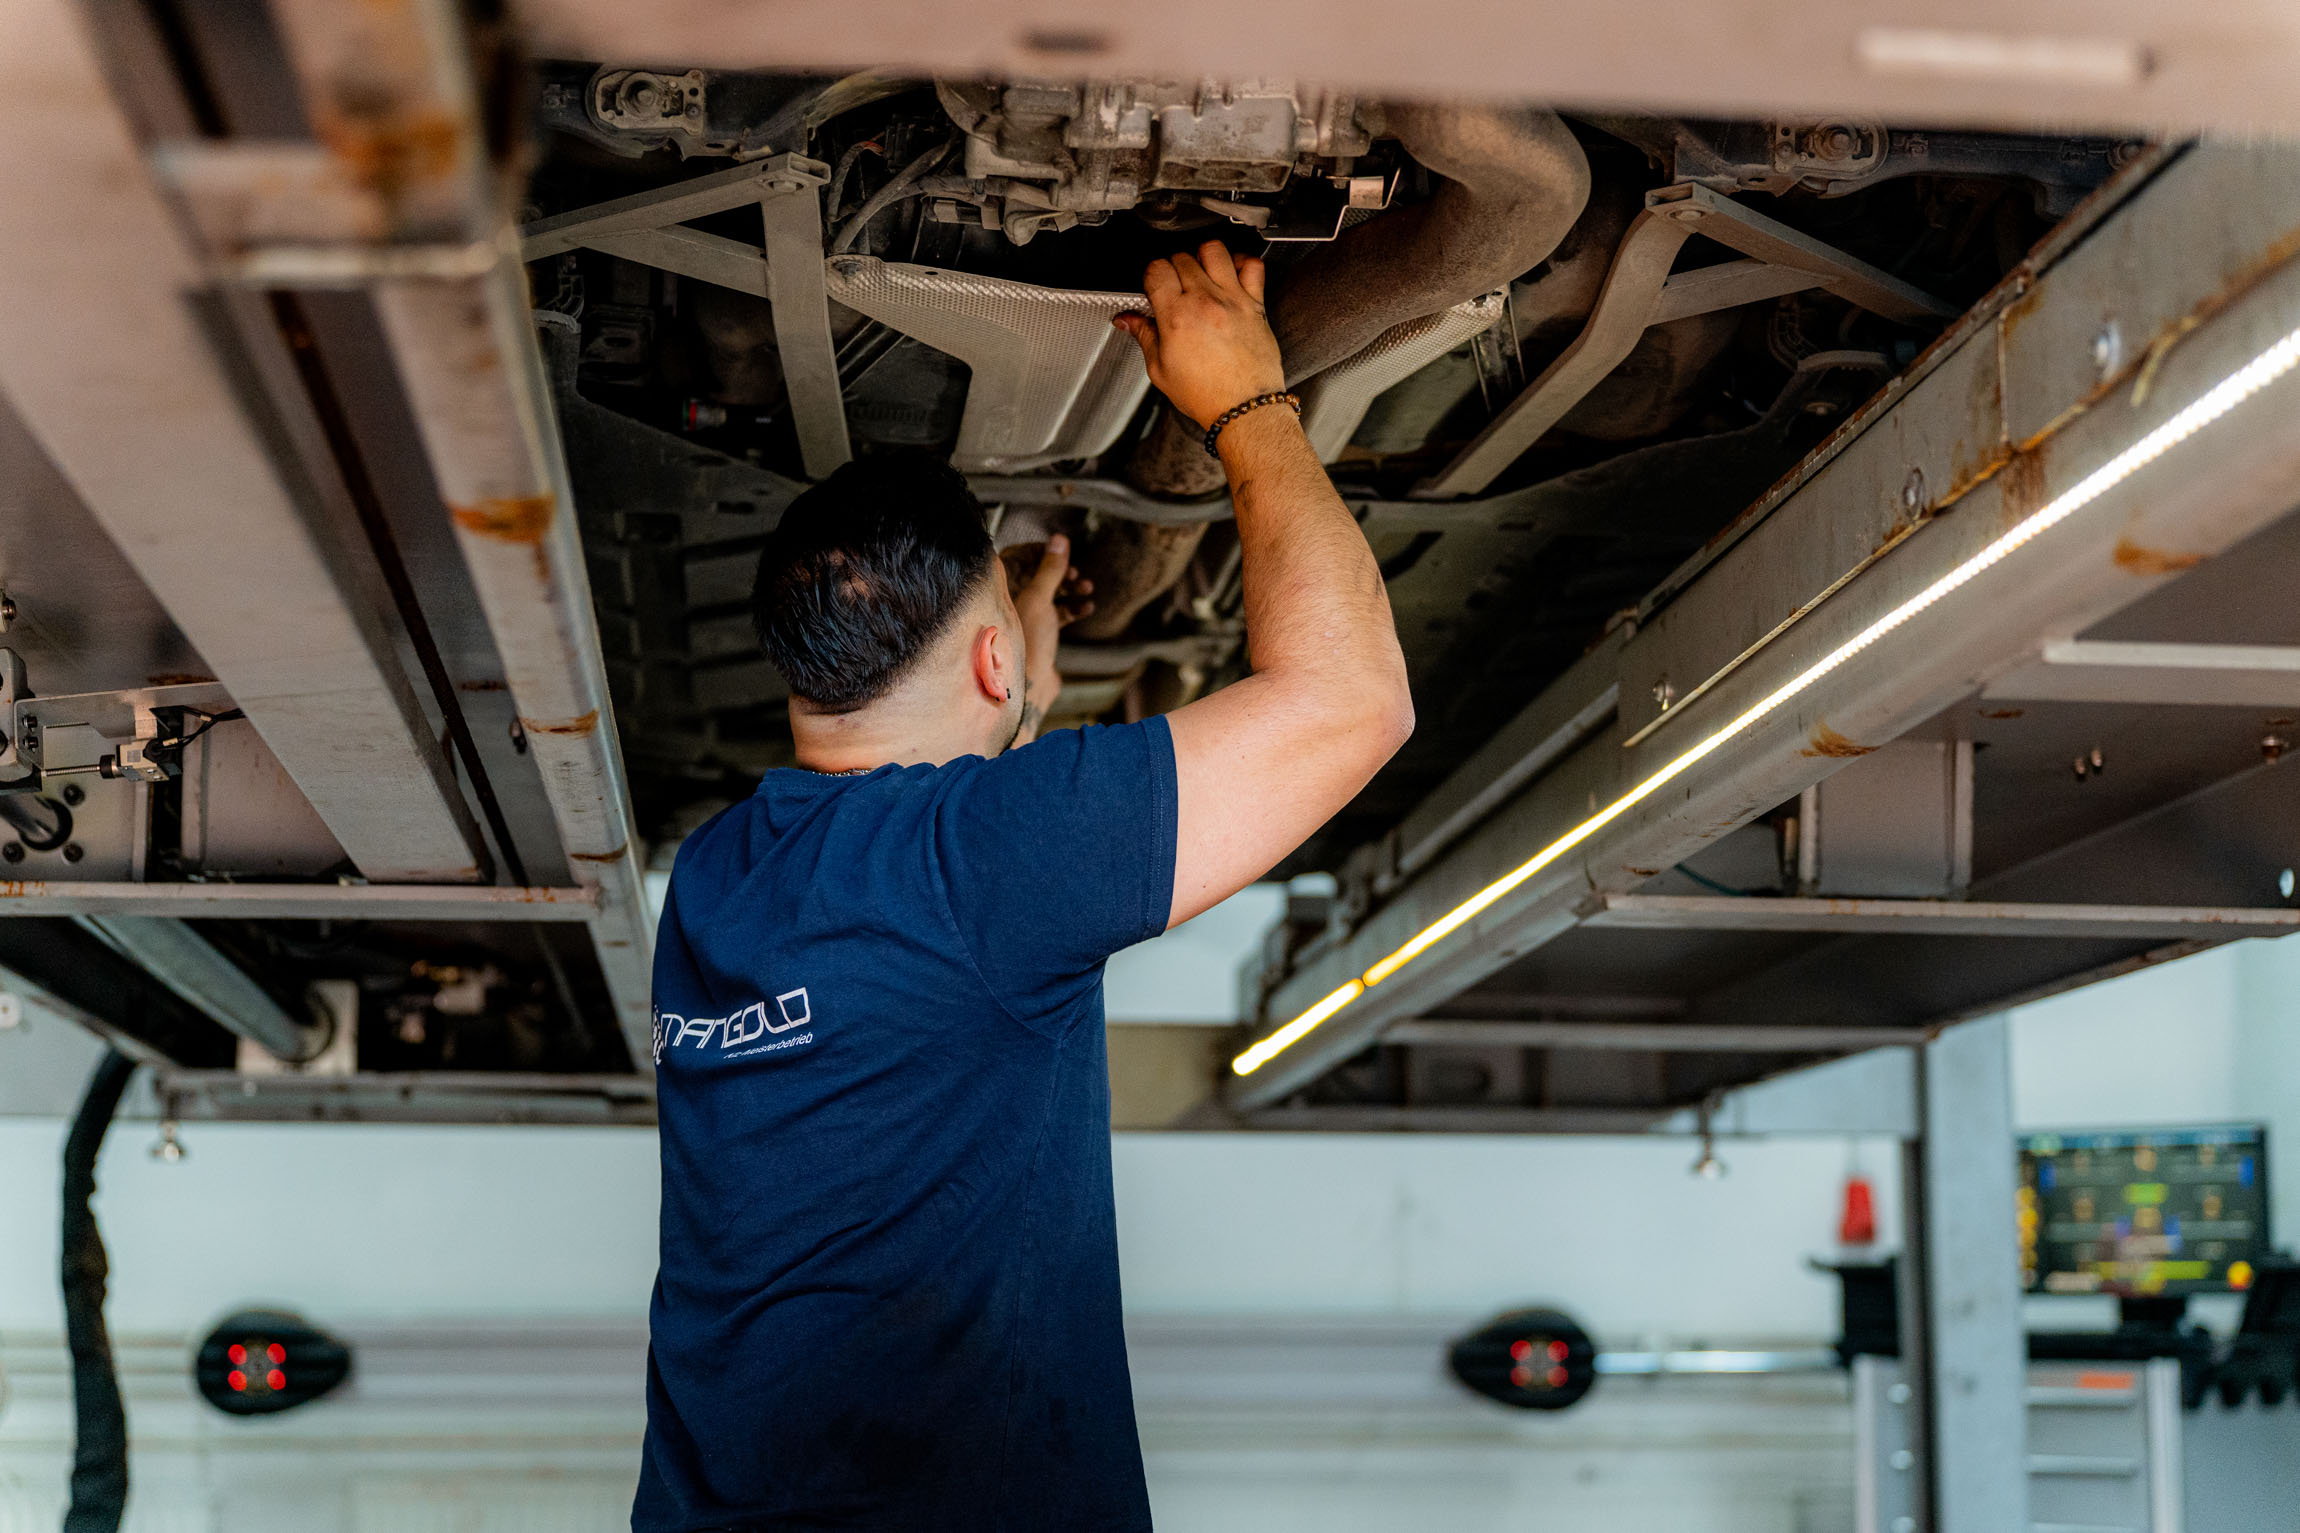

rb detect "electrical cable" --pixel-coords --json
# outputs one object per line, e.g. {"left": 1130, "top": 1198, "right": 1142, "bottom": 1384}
{"left": 156, "top": 706, "right": 244, "bottom": 752}
{"left": 61, "top": 1049, "right": 136, "bottom": 1533}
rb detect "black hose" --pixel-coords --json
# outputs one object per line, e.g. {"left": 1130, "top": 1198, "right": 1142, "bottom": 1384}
{"left": 829, "top": 138, "right": 956, "bottom": 256}
{"left": 0, "top": 792, "right": 72, "bottom": 853}
{"left": 62, "top": 1049, "right": 137, "bottom": 1533}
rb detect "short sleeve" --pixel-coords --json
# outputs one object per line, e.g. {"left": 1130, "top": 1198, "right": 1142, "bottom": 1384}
{"left": 932, "top": 718, "right": 1177, "bottom": 1030}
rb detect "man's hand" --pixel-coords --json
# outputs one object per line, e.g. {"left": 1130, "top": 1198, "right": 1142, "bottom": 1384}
{"left": 1114, "top": 241, "right": 1287, "bottom": 429}
{"left": 1007, "top": 532, "right": 1092, "bottom": 744}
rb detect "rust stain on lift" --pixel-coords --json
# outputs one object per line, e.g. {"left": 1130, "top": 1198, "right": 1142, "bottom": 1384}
{"left": 1801, "top": 722, "right": 1876, "bottom": 759}
{"left": 2111, "top": 538, "right": 2207, "bottom": 575}
{"left": 454, "top": 494, "right": 560, "bottom": 581}
{"left": 453, "top": 494, "right": 556, "bottom": 543}
{"left": 570, "top": 841, "right": 630, "bottom": 864}
{"left": 521, "top": 709, "right": 598, "bottom": 737}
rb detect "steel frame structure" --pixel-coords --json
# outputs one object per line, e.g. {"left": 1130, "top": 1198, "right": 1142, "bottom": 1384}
{"left": 0, "top": 0, "right": 660, "bottom": 1065}
{"left": 1235, "top": 142, "right": 2300, "bottom": 1108}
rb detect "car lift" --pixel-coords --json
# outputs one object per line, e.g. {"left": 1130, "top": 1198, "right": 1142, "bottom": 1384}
{"left": 5, "top": 1, "right": 2300, "bottom": 1528}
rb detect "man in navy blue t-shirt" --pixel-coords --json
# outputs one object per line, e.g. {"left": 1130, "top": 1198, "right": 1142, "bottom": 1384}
{"left": 637, "top": 241, "right": 1414, "bottom": 1532}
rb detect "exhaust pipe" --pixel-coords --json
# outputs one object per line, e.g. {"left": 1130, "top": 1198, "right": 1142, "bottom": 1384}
{"left": 1269, "top": 104, "right": 1591, "bottom": 385}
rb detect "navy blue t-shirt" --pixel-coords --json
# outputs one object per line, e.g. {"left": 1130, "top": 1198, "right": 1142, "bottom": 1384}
{"left": 635, "top": 719, "right": 1177, "bottom": 1532}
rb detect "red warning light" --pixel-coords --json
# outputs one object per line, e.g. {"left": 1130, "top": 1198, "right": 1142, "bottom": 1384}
{"left": 1509, "top": 1339, "right": 1532, "bottom": 1362}
{"left": 267, "top": 1343, "right": 286, "bottom": 1365}
{"left": 266, "top": 1369, "right": 286, "bottom": 1391}
{"left": 1546, "top": 1365, "right": 1568, "bottom": 1388}
{"left": 1839, "top": 1173, "right": 1878, "bottom": 1247}
{"left": 1508, "top": 1364, "right": 1532, "bottom": 1388}
{"left": 227, "top": 1370, "right": 247, "bottom": 1392}
{"left": 228, "top": 1344, "right": 246, "bottom": 1365}
{"left": 1547, "top": 1339, "right": 1569, "bottom": 1362}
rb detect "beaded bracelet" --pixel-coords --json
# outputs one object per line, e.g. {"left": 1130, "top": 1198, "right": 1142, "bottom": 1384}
{"left": 1202, "top": 391, "right": 1302, "bottom": 458}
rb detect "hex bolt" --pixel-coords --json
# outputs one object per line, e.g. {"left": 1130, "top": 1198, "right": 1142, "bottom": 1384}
{"left": 2264, "top": 732, "right": 2291, "bottom": 764}
{"left": 2091, "top": 320, "right": 2123, "bottom": 379}
{"left": 1900, "top": 468, "right": 1926, "bottom": 512}
{"left": 1, "top": 841, "right": 21, "bottom": 864}
{"left": 61, "top": 782, "right": 85, "bottom": 806}
{"left": 1651, "top": 678, "right": 1675, "bottom": 709}
{"left": 61, "top": 842, "right": 83, "bottom": 863}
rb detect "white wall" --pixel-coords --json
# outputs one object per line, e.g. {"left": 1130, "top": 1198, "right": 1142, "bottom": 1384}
{"left": 0, "top": 1117, "right": 1882, "bottom": 1343}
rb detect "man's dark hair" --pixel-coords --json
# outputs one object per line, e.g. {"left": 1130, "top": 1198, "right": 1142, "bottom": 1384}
{"left": 751, "top": 450, "right": 998, "bottom": 710}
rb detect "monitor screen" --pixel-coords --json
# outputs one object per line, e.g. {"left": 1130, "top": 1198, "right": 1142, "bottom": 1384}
{"left": 2018, "top": 1125, "right": 2270, "bottom": 1296}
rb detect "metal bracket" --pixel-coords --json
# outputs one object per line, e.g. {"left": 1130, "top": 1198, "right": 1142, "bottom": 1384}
{"left": 1416, "top": 182, "right": 1955, "bottom": 499}
{"left": 519, "top": 153, "right": 851, "bottom": 480}
{"left": 0, "top": 649, "right": 40, "bottom": 793}
{"left": 755, "top": 155, "right": 852, "bottom": 480}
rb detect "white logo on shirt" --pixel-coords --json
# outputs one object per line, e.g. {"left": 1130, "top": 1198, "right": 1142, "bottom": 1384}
{"left": 651, "top": 988, "right": 815, "bottom": 1064}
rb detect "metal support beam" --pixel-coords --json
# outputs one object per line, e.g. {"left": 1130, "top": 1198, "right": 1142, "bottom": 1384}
{"left": 520, "top": 155, "right": 850, "bottom": 480}
{"left": 78, "top": 917, "right": 319, "bottom": 1061}
{"left": 756, "top": 156, "right": 851, "bottom": 479}
{"left": 1916, "top": 1015, "right": 2028, "bottom": 1532}
{"left": 1417, "top": 182, "right": 1952, "bottom": 498}
{"left": 1581, "top": 894, "right": 2300, "bottom": 940}
{"left": 1660, "top": 183, "right": 1959, "bottom": 324}
{"left": 0, "top": 0, "right": 490, "bottom": 885}
{"left": 1984, "top": 638, "right": 2300, "bottom": 706}
{"left": 0, "top": 881, "right": 595, "bottom": 921}
{"left": 520, "top": 158, "right": 816, "bottom": 260}
{"left": 157, "top": 1068, "right": 658, "bottom": 1127}
{"left": 1389, "top": 1019, "right": 1929, "bottom": 1051}
{"left": 0, "top": 918, "right": 233, "bottom": 1066}
{"left": 254, "top": 0, "right": 659, "bottom": 1064}
{"left": 1236, "top": 144, "right": 2300, "bottom": 1109}
{"left": 1237, "top": 1105, "right": 1670, "bottom": 1133}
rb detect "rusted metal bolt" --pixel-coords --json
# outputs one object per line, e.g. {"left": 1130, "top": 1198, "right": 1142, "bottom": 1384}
{"left": 62, "top": 842, "right": 83, "bottom": 863}
{"left": 1809, "top": 124, "right": 1859, "bottom": 161}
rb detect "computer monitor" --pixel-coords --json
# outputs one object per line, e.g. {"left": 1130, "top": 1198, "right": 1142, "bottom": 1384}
{"left": 2018, "top": 1125, "right": 2270, "bottom": 1296}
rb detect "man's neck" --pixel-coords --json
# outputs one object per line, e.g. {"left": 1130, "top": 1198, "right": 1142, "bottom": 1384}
{"left": 790, "top": 693, "right": 994, "bottom": 774}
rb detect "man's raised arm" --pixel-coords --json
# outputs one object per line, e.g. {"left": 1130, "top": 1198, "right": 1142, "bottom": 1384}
{"left": 1114, "top": 242, "right": 1414, "bottom": 928}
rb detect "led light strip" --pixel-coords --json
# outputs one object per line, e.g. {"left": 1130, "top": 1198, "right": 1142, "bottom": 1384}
{"left": 1235, "top": 321, "right": 2300, "bottom": 1079}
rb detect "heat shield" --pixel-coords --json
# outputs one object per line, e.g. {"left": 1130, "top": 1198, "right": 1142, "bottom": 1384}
{"left": 825, "top": 256, "right": 1151, "bottom": 472}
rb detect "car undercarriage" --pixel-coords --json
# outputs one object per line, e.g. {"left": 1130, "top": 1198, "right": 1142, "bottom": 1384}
{"left": 3, "top": 0, "right": 2296, "bottom": 1134}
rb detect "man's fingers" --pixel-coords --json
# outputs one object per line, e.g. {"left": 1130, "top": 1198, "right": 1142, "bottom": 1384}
{"left": 1141, "top": 258, "right": 1185, "bottom": 307}
{"left": 1235, "top": 254, "right": 1267, "bottom": 306}
{"left": 1166, "top": 249, "right": 1216, "bottom": 294}
{"left": 1112, "top": 312, "right": 1160, "bottom": 373}
{"left": 1197, "top": 240, "right": 1241, "bottom": 293}
{"left": 1025, "top": 533, "right": 1071, "bottom": 602}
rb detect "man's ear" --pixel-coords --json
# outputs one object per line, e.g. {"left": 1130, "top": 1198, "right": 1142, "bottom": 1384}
{"left": 970, "top": 623, "right": 1014, "bottom": 703}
